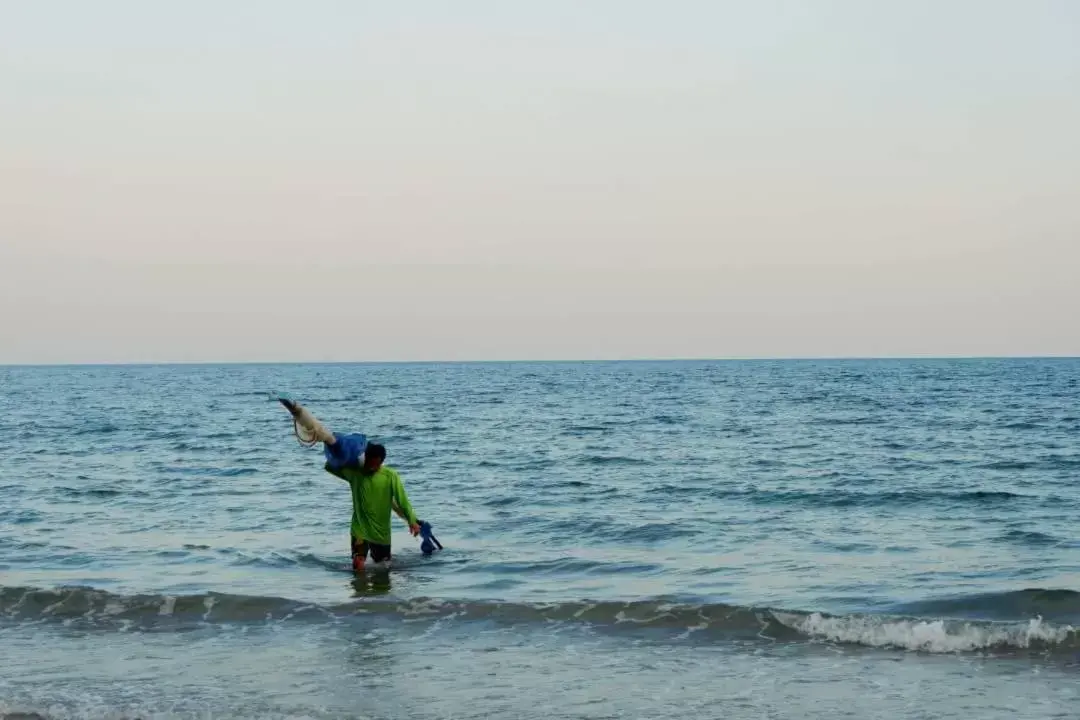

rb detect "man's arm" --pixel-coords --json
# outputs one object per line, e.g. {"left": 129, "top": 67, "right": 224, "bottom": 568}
{"left": 324, "top": 463, "right": 348, "bottom": 481}
{"left": 390, "top": 471, "right": 420, "bottom": 532}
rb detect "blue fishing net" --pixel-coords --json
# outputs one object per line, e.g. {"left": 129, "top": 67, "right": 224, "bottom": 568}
{"left": 324, "top": 432, "right": 367, "bottom": 470}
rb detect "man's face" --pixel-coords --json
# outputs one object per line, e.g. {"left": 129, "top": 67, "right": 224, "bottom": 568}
{"left": 362, "top": 453, "right": 382, "bottom": 473}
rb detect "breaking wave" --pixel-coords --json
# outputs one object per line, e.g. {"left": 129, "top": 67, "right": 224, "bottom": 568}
{"left": 2, "top": 585, "right": 1078, "bottom": 656}
{"left": 777, "top": 611, "right": 1073, "bottom": 654}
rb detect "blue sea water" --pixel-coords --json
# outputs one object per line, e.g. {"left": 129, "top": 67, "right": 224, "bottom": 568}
{"left": 1, "top": 359, "right": 1079, "bottom": 719}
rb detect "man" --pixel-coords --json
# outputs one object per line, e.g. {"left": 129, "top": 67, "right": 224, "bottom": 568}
{"left": 324, "top": 442, "right": 421, "bottom": 572}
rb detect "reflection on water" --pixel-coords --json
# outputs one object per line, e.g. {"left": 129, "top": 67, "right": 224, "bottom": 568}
{"left": 351, "top": 568, "right": 393, "bottom": 598}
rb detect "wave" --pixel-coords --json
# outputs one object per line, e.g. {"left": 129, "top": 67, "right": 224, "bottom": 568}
{"left": 54, "top": 486, "right": 130, "bottom": 499}
{"left": 1000, "top": 421, "right": 1042, "bottom": 430}
{"left": 703, "top": 487, "right": 1037, "bottom": 509}
{"left": 993, "top": 529, "right": 1062, "bottom": 547}
{"left": 980, "top": 460, "right": 1038, "bottom": 471}
{"left": 890, "top": 588, "right": 1080, "bottom": 623}
{"left": 778, "top": 612, "right": 1072, "bottom": 654}
{"left": 811, "top": 416, "right": 886, "bottom": 426}
{"left": 157, "top": 465, "right": 260, "bottom": 478}
{"left": 581, "top": 455, "right": 639, "bottom": 466}
{"left": 71, "top": 423, "right": 122, "bottom": 437}
{"left": 978, "top": 456, "right": 1080, "bottom": 471}
{"left": 2, "top": 585, "right": 1078, "bottom": 656}
{"left": 561, "top": 424, "right": 611, "bottom": 435}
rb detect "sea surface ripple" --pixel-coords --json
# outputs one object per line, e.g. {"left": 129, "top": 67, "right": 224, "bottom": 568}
{"left": 1, "top": 359, "right": 1079, "bottom": 719}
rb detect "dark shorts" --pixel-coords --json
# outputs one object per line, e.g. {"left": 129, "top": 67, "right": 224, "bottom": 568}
{"left": 351, "top": 534, "right": 391, "bottom": 569}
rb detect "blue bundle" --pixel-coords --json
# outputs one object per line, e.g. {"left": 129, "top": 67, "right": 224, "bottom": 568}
{"left": 324, "top": 432, "right": 368, "bottom": 471}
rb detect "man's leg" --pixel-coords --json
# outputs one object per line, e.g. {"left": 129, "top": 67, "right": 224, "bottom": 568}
{"left": 369, "top": 542, "right": 392, "bottom": 565}
{"left": 350, "top": 534, "right": 369, "bottom": 572}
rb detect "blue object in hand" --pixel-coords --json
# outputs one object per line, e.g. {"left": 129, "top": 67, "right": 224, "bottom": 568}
{"left": 419, "top": 521, "right": 443, "bottom": 555}
{"left": 324, "top": 432, "right": 367, "bottom": 470}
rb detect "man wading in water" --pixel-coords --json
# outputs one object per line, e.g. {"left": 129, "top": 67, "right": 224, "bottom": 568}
{"left": 323, "top": 442, "right": 422, "bottom": 572}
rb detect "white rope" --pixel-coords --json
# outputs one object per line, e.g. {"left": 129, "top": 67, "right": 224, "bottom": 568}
{"left": 279, "top": 397, "right": 335, "bottom": 447}
{"left": 294, "top": 417, "right": 319, "bottom": 447}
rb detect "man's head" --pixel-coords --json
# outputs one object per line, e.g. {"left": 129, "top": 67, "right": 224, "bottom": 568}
{"left": 362, "top": 443, "right": 386, "bottom": 473}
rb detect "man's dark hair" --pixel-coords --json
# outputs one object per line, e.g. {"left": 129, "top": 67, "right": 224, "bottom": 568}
{"left": 366, "top": 443, "right": 387, "bottom": 462}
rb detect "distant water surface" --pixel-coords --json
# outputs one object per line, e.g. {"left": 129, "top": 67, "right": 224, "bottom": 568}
{"left": 1, "top": 359, "right": 1079, "bottom": 719}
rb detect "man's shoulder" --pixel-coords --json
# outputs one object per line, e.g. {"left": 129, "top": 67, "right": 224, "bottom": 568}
{"left": 376, "top": 466, "right": 404, "bottom": 486}
{"left": 329, "top": 463, "right": 374, "bottom": 480}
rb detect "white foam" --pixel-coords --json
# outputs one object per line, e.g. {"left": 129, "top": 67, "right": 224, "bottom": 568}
{"left": 776, "top": 611, "right": 1076, "bottom": 653}
{"left": 613, "top": 608, "right": 677, "bottom": 625}
{"left": 102, "top": 598, "right": 125, "bottom": 617}
{"left": 572, "top": 603, "right": 597, "bottom": 619}
{"left": 400, "top": 598, "right": 450, "bottom": 618}
{"left": 4, "top": 589, "right": 32, "bottom": 617}
{"left": 158, "top": 595, "right": 176, "bottom": 616}
{"left": 39, "top": 596, "right": 68, "bottom": 616}
{"left": 675, "top": 621, "right": 710, "bottom": 640}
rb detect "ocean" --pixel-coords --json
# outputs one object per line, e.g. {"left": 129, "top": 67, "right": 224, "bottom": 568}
{"left": 1, "top": 359, "right": 1079, "bottom": 719}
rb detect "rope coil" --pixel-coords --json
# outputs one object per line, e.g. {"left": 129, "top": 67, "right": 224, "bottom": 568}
{"left": 277, "top": 396, "right": 333, "bottom": 447}
{"left": 294, "top": 417, "right": 319, "bottom": 447}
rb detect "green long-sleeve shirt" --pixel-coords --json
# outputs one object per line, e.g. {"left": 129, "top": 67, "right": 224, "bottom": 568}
{"left": 325, "top": 464, "right": 418, "bottom": 545}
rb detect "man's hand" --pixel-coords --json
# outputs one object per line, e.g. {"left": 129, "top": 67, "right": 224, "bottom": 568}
{"left": 409, "top": 522, "right": 421, "bottom": 537}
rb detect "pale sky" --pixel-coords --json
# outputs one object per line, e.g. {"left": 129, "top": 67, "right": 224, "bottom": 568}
{"left": 2, "top": 1, "right": 1078, "bottom": 363}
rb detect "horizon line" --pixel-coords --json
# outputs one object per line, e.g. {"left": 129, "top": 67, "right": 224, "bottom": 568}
{"left": 2, "top": 353, "right": 1078, "bottom": 368}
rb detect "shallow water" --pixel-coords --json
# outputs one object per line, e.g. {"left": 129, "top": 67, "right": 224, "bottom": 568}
{"left": 2, "top": 359, "right": 1079, "bottom": 718}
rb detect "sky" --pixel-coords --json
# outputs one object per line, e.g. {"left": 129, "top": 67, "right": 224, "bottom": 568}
{"left": 1, "top": 0, "right": 1078, "bottom": 363}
